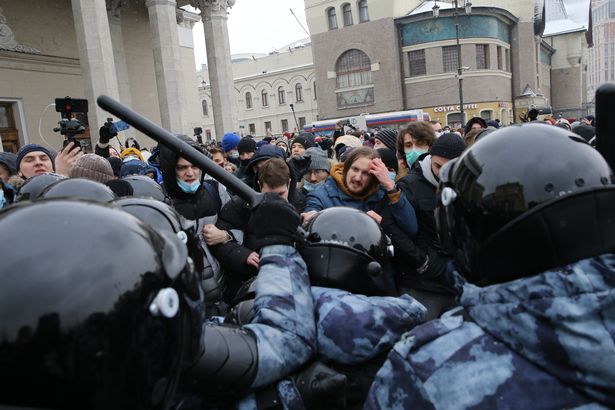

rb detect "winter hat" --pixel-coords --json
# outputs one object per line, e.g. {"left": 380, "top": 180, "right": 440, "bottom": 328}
{"left": 375, "top": 129, "right": 398, "bottom": 151}
{"left": 69, "top": 154, "right": 116, "bottom": 183}
{"left": 246, "top": 144, "right": 286, "bottom": 169}
{"left": 120, "top": 147, "right": 144, "bottom": 162}
{"left": 256, "top": 140, "right": 269, "bottom": 150}
{"left": 463, "top": 117, "right": 487, "bottom": 135}
{"left": 221, "top": 132, "right": 241, "bottom": 153}
{"left": 333, "top": 134, "right": 362, "bottom": 150}
{"left": 16, "top": 144, "right": 54, "bottom": 172}
{"left": 486, "top": 120, "right": 500, "bottom": 129}
{"left": 304, "top": 147, "right": 330, "bottom": 173}
{"left": 237, "top": 137, "right": 257, "bottom": 155}
{"left": 376, "top": 148, "right": 398, "bottom": 173}
{"left": 430, "top": 133, "right": 465, "bottom": 159}
{"left": 107, "top": 156, "right": 123, "bottom": 177}
{"left": 291, "top": 136, "right": 313, "bottom": 150}
{"left": 0, "top": 152, "right": 17, "bottom": 175}
{"left": 262, "top": 136, "right": 273, "bottom": 143}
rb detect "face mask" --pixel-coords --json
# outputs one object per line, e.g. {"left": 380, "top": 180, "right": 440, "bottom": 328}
{"left": 123, "top": 155, "right": 139, "bottom": 163}
{"left": 177, "top": 178, "right": 200, "bottom": 194}
{"left": 405, "top": 149, "right": 427, "bottom": 166}
{"left": 0, "top": 189, "right": 5, "bottom": 209}
{"left": 229, "top": 151, "right": 239, "bottom": 159}
{"left": 303, "top": 180, "right": 324, "bottom": 193}
{"left": 435, "top": 132, "right": 443, "bottom": 138}
{"left": 388, "top": 171, "right": 397, "bottom": 182}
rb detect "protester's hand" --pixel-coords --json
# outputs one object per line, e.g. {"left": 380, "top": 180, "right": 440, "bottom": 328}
{"left": 99, "top": 125, "right": 114, "bottom": 144}
{"left": 248, "top": 193, "right": 300, "bottom": 250}
{"left": 55, "top": 142, "right": 83, "bottom": 176}
{"left": 245, "top": 252, "right": 260, "bottom": 268}
{"left": 369, "top": 158, "right": 395, "bottom": 192}
{"left": 301, "top": 210, "right": 318, "bottom": 225}
{"left": 203, "top": 224, "right": 229, "bottom": 246}
{"left": 366, "top": 210, "right": 382, "bottom": 224}
{"left": 288, "top": 155, "right": 311, "bottom": 178}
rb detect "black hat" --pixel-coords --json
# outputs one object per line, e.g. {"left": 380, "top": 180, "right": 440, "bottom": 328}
{"left": 430, "top": 133, "right": 465, "bottom": 159}
{"left": 375, "top": 129, "right": 398, "bottom": 151}
{"left": 237, "top": 137, "right": 257, "bottom": 154}
{"left": 291, "top": 136, "right": 314, "bottom": 150}
{"left": 376, "top": 148, "right": 398, "bottom": 173}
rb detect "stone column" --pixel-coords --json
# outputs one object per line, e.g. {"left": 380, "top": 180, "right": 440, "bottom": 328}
{"left": 191, "top": 0, "right": 238, "bottom": 140}
{"left": 145, "top": 0, "right": 186, "bottom": 134}
{"left": 71, "top": 0, "right": 121, "bottom": 138}
{"left": 106, "top": 1, "right": 135, "bottom": 139}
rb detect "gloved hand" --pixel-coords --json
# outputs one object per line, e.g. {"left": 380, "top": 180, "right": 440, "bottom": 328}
{"left": 318, "top": 138, "right": 334, "bottom": 151}
{"left": 247, "top": 193, "right": 301, "bottom": 250}
{"left": 416, "top": 247, "right": 449, "bottom": 279}
{"left": 99, "top": 124, "right": 116, "bottom": 144}
{"left": 288, "top": 155, "right": 311, "bottom": 180}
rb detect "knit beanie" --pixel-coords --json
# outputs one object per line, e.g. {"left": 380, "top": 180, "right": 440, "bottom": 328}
{"left": 16, "top": 144, "right": 54, "bottom": 172}
{"left": 69, "top": 154, "right": 116, "bottom": 183}
{"left": 376, "top": 148, "right": 398, "bottom": 173}
{"left": 237, "top": 137, "right": 257, "bottom": 154}
{"left": 430, "top": 133, "right": 465, "bottom": 159}
{"left": 304, "top": 147, "right": 330, "bottom": 173}
{"left": 221, "top": 132, "right": 241, "bottom": 153}
{"left": 120, "top": 147, "right": 144, "bottom": 162}
{"left": 375, "top": 129, "right": 398, "bottom": 151}
{"left": 291, "top": 136, "right": 313, "bottom": 150}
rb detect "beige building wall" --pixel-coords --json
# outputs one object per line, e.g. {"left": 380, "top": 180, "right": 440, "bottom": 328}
{"left": 197, "top": 45, "right": 319, "bottom": 140}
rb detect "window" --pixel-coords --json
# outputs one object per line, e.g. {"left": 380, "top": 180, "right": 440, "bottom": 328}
{"left": 261, "top": 89, "right": 269, "bottom": 107}
{"left": 264, "top": 121, "right": 272, "bottom": 133}
{"left": 342, "top": 3, "right": 353, "bottom": 26}
{"left": 505, "top": 49, "right": 510, "bottom": 72}
{"left": 359, "top": 0, "right": 369, "bottom": 22}
{"left": 497, "top": 46, "right": 503, "bottom": 70}
{"left": 313, "top": 81, "right": 317, "bottom": 100}
{"left": 480, "top": 110, "right": 492, "bottom": 121}
{"left": 298, "top": 117, "right": 306, "bottom": 129}
{"left": 281, "top": 119, "right": 289, "bottom": 132}
{"left": 278, "top": 86, "right": 286, "bottom": 104}
{"left": 245, "top": 92, "right": 252, "bottom": 109}
{"left": 336, "top": 49, "right": 372, "bottom": 88}
{"left": 249, "top": 123, "right": 256, "bottom": 134}
{"left": 409, "top": 49, "right": 426, "bottom": 76}
{"left": 201, "top": 100, "right": 208, "bottom": 116}
{"left": 447, "top": 112, "right": 462, "bottom": 128}
{"left": 476, "top": 44, "right": 489, "bottom": 70}
{"left": 295, "top": 83, "right": 303, "bottom": 102}
{"left": 327, "top": 7, "right": 338, "bottom": 30}
{"left": 442, "top": 46, "right": 458, "bottom": 72}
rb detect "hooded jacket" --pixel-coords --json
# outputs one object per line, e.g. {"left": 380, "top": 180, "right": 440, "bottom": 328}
{"left": 366, "top": 253, "right": 615, "bottom": 409}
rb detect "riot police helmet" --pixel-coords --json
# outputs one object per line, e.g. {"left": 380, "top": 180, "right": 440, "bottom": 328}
{"left": 0, "top": 199, "right": 203, "bottom": 409}
{"left": 122, "top": 174, "right": 170, "bottom": 203}
{"left": 39, "top": 177, "right": 117, "bottom": 202}
{"left": 436, "top": 123, "right": 615, "bottom": 285}
{"left": 14, "top": 172, "right": 66, "bottom": 202}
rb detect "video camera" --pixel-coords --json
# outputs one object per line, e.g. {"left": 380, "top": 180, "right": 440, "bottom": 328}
{"left": 194, "top": 127, "right": 203, "bottom": 144}
{"left": 341, "top": 119, "right": 357, "bottom": 131}
{"left": 53, "top": 96, "right": 88, "bottom": 149}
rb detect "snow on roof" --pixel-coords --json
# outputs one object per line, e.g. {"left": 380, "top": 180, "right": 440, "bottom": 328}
{"left": 408, "top": 1, "right": 455, "bottom": 16}
{"left": 542, "top": 0, "right": 591, "bottom": 36}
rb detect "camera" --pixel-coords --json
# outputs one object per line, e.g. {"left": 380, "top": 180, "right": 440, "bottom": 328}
{"left": 53, "top": 97, "right": 88, "bottom": 150}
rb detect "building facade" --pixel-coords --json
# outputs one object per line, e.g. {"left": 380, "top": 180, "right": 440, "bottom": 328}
{"left": 587, "top": 0, "right": 615, "bottom": 104}
{"left": 0, "top": 0, "right": 229, "bottom": 153}
{"left": 304, "top": 0, "right": 592, "bottom": 126}
{"left": 197, "top": 40, "right": 319, "bottom": 140}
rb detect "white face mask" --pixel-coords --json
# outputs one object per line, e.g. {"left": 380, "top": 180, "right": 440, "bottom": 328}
{"left": 435, "top": 132, "right": 443, "bottom": 138}
{"left": 122, "top": 155, "right": 139, "bottom": 163}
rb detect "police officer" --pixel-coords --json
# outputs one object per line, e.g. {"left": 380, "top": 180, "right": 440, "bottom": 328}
{"left": 366, "top": 124, "right": 615, "bottom": 409}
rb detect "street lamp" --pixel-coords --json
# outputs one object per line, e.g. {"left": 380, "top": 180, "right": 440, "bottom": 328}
{"left": 433, "top": 0, "right": 472, "bottom": 127}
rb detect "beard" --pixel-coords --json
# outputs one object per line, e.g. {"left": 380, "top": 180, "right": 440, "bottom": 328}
{"left": 346, "top": 177, "right": 378, "bottom": 197}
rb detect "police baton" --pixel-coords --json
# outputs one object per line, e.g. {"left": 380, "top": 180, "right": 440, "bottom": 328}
{"left": 97, "top": 95, "right": 263, "bottom": 207}
{"left": 595, "top": 83, "right": 615, "bottom": 173}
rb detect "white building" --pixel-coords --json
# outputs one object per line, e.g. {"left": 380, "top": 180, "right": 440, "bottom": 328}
{"left": 197, "top": 39, "right": 319, "bottom": 140}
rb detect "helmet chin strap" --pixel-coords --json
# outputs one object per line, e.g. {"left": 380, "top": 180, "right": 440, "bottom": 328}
{"left": 474, "top": 187, "right": 615, "bottom": 286}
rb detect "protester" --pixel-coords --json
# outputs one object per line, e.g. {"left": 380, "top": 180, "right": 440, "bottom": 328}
{"left": 290, "top": 134, "right": 313, "bottom": 157}
{"left": 300, "top": 147, "right": 330, "bottom": 194}
{"left": 372, "top": 128, "right": 398, "bottom": 152}
{"left": 396, "top": 122, "right": 436, "bottom": 178}
{"left": 209, "top": 146, "right": 227, "bottom": 168}
{"left": 221, "top": 132, "right": 241, "bottom": 166}
{"left": 0, "top": 152, "right": 17, "bottom": 184}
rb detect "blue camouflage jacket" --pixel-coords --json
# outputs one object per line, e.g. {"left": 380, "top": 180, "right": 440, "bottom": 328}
{"left": 366, "top": 253, "right": 615, "bottom": 409}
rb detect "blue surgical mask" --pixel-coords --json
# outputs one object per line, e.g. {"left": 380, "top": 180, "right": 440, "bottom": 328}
{"left": 405, "top": 149, "right": 427, "bottom": 166}
{"left": 0, "top": 189, "right": 5, "bottom": 209}
{"left": 177, "top": 178, "right": 200, "bottom": 194}
{"left": 229, "top": 151, "right": 239, "bottom": 159}
{"left": 388, "top": 171, "right": 397, "bottom": 182}
{"left": 303, "top": 180, "right": 324, "bottom": 193}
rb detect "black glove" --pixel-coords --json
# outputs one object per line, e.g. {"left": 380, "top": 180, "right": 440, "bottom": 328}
{"left": 247, "top": 193, "right": 300, "bottom": 250}
{"left": 416, "top": 247, "right": 449, "bottom": 279}
{"left": 99, "top": 125, "right": 115, "bottom": 144}
{"left": 288, "top": 155, "right": 311, "bottom": 180}
{"left": 291, "top": 361, "right": 347, "bottom": 409}
{"left": 318, "top": 138, "right": 334, "bottom": 151}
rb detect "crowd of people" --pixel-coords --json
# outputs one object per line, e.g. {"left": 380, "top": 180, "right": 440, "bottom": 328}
{"left": 0, "top": 109, "right": 613, "bottom": 409}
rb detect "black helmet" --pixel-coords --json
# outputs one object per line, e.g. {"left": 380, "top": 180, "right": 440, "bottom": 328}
{"left": 39, "top": 177, "right": 117, "bottom": 202}
{"left": 300, "top": 207, "right": 393, "bottom": 295}
{"left": 14, "top": 173, "right": 66, "bottom": 202}
{"left": 114, "top": 196, "right": 190, "bottom": 234}
{"left": 0, "top": 200, "right": 203, "bottom": 409}
{"left": 436, "top": 123, "right": 615, "bottom": 285}
{"left": 122, "top": 175, "right": 170, "bottom": 202}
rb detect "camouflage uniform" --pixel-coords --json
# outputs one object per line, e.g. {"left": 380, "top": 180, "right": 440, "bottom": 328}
{"left": 366, "top": 254, "right": 615, "bottom": 409}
